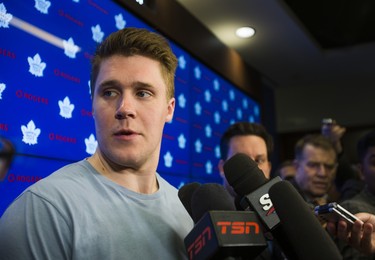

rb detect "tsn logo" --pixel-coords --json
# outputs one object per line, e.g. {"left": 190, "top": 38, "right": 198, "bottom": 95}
{"left": 186, "top": 221, "right": 261, "bottom": 259}
{"left": 187, "top": 226, "right": 211, "bottom": 260}
{"left": 217, "top": 221, "right": 260, "bottom": 234}
{"left": 259, "top": 193, "right": 275, "bottom": 216}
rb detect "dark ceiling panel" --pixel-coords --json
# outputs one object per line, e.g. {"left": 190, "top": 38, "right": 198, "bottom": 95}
{"left": 283, "top": 0, "right": 375, "bottom": 49}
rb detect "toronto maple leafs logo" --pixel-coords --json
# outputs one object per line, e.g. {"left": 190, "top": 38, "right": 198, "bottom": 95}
{"left": 204, "top": 89, "right": 211, "bottom": 103}
{"left": 215, "top": 145, "right": 221, "bottom": 158}
{"left": 21, "top": 120, "right": 41, "bottom": 145}
{"left": 178, "top": 55, "right": 186, "bottom": 70}
{"left": 242, "top": 98, "right": 248, "bottom": 109}
{"left": 254, "top": 105, "right": 259, "bottom": 116}
{"left": 0, "top": 83, "right": 6, "bottom": 99}
{"left": 214, "top": 111, "right": 221, "bottom": 124}
{"left": 205, "top": 160, "right": 213, "bottom": 175}
{"left": 63, "top": 37, "right": 79, "bottom": 59}
{"left": 177, "top": 134, "right": 186, "bottom": 149}
{"left": 213, "top": 78, "right": 220, "bottom": 91}
{"left": 114, "top": 13, "right": 126, "bottom": 30}
{"left": 236, "top": 108, "right": 243, "bottom": 120}
{"left": 58, "top": 96, "right": 75, "bottom": 119}
{"left": 195, "top": 139, "right": 202, "bottom": 153}
{"left": 194, "top": 102, "right": 202, "bottom": 116}
{"left": 178, "top": 93, "right": 186, "bottom": 108}
{"left": 85, "top": 134, "right": 97, "bottom": 155}
{"left": 0, "top": 3, "right": 12, "bottom": 28}
{"left": 34, "top": 0, "right": 51, "bottom": 14}
{"left": 194, "top": 66, "right": 201, "bottom": 80}
{"left": 91, "top": 24, "right": 104, "bottom": 43}
{"left": 163, "top": 151, "right": 173, "bottom": 168}
{"left": 205, "top": 124, "right": 212, "bottom": 138}
{"left": 28, "top": 53, "right": 46, "bottom": 77}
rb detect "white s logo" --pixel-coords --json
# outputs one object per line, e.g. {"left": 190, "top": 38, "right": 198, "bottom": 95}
{"left": 260, "top": 194, "right": 273, "bottom": 211}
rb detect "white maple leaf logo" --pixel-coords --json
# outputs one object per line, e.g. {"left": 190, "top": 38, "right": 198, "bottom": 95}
{"left": 58, "top": 96, "right": 75, "bottom": 119}
{"left": 28, "top": 53, "right": 47, "bottom": 77}
{"left": 0, "top": 3, "right": 13, "bottom": 28}
{"left": 21, "top": 120, "right": 41, "bottom": 145}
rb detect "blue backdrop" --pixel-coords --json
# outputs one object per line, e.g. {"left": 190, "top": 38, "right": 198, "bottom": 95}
{"left": 0, "top": 0, "right": 260, "bottom": 216}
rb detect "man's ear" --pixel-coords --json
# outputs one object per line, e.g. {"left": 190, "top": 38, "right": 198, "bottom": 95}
{"left": 218, "top": 159, "right": 225, "bottom": 179}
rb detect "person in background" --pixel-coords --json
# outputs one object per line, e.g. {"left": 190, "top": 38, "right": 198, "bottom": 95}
{"left": 0, "top": 136, "right": 15, "bottom": 181}
{"left": 290, "top": 134, "right": 338, "bottom": 207}
{"left": 274, "top": 159, "right": 296, "bottom": 181}
{"left": 0, "top": 27, "right": 193, "bottom": 259}
{"left": 218, "top": 122, "right": 273, "bottom": 197}
{"left": 335, "top": 129, "right": 375, "bottom": 259}
{"left": 321, "top": 118, "right": 364, "bottom": 202}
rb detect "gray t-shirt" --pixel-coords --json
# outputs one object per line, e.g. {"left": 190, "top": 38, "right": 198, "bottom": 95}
{"left": 0, "top": 160, "right": 194, "bottom": 260}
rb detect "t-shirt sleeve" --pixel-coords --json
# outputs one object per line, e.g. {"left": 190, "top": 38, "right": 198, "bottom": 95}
{"left": 0, "top": 190, "right": 72, "bottom": 259}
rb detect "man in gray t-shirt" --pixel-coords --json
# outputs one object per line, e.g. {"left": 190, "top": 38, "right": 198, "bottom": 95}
{"left": 0, "top": 28, "right": 193, "bottom": 259}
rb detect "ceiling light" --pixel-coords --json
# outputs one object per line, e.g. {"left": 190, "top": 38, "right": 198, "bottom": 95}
{"left": 235, "top": 27, "right": 255, "bottom": 38}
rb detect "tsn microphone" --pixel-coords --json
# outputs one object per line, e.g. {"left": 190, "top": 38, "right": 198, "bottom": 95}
{"left": 180, "top": 183, "right": 267, "bottom": 260}
{"left": 224, "top": 153, "right": 342, "bottom": 260}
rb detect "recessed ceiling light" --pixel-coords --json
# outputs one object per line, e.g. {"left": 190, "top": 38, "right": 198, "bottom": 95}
{"left": 236, "top": 27, "right": 255, "bottom": 38}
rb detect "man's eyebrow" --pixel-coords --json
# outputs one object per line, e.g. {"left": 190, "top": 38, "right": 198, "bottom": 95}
{"left": 132, "top": 81, "right": 155, "bottom": 89}
{"left": 98, "top": 79, "right": 120, "bottom": 89}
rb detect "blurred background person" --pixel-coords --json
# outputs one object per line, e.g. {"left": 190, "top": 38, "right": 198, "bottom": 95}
{"left": 290, "top": 134, "right": 338, "bottom": 207}
{"left": 218, "top": 122, "right": 273, "bottom": 197}
{"left": 0, "top": 136, "right": 15, "bottom": 181}
{"left": 321, "top": 118, "right": 364, "bottom": 202}
{"left": 336, "top": 129, "right": 375, "bottom": 259}
{"left": 274, "top": 159, "right": 296, "bottom": 181}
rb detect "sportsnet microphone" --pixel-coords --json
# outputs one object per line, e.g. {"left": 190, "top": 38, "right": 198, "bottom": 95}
{"left": 223, "top": 153, "right": 282, "bottom": 231}
{"left": 223, "top": 153, "right": 341, "bottom": 259}
{"left": 180, "top": 183, "right": 267, "bottom": 260}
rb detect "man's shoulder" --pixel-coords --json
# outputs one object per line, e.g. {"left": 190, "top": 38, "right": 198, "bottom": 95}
{"left": 340, "top": 191, "right": 375, "bottom": 214}
{"left": 27, "top": 160, "right": 94, "bottom": 197}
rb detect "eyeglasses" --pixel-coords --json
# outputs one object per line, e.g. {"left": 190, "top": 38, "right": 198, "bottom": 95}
{"left": 0, "top": 137, "right": 15, "bottom": 180}
{"left": 305, "top": 161, "right": 337, "bottom": 172}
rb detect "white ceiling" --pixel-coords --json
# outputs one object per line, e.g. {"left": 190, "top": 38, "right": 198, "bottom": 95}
{"left": 175, "top": 0, "right": 375, "bottom": 89}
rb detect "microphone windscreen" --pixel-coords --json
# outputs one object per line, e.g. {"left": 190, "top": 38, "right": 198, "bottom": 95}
{"left": 190, "top": 183, "right": 236, "bottom": 223}
{"left": 223, "top": 153, "right": 267, "bottom": 196}
{"left": 178, "top": 182, "right": 201, "bottom": 217}
{"left": 269, "top": 181, "right": 342, "bottom": 260}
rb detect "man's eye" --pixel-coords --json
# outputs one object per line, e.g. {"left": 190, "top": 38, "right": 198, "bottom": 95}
{"left": 103, "top": 90, "right": 116, "bottom": 97}
{"left": 255, "top": 159, "right": 266, "bottom": 165}
{"left": 137, "top": 91, "right": 151, "bottom": 98}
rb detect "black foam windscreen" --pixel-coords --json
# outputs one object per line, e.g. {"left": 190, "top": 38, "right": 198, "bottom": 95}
{"left": 223, "top": 153, "right": 267, "bottom": 196}
{"left": 178, "top": 182, "right": 201, "bottom": 218}
{"left": 269, "top": 181, "right": 342, "bottom": 260}
{"left": 190, "top": 183, "right": 236, "bottom": 223}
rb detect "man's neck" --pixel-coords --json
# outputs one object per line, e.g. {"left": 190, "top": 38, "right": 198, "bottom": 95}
{"left": 87, "top": 152, "right": 159, "bottom": 194}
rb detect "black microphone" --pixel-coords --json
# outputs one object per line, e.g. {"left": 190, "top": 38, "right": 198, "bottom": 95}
{"left": 178, "top": 182, "right": 201, "bottom": 218}
{"left": 269, "top": 181, "right": 342, "bottom": 260}
{"left": 223, "top": 153, "right": 341, "bottom": 260}
{"left": 223, "top": 153, "right": 282, "bottom": 230}
{"left": 181, "top": 183, "right": 267, "bottom": 260}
